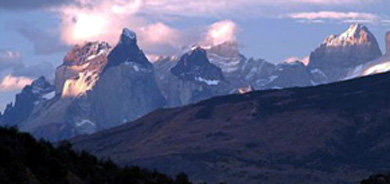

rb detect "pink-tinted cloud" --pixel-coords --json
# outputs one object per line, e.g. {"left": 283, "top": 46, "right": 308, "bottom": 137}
{"left": 139, "top": 23, "right": 181, "bottom": 46}
{"left": 0, "top": 75, "right": 32, "bottom": 92}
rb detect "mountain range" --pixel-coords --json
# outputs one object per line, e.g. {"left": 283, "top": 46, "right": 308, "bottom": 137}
{"left": 1, "top": 24, "right": 390, "bottom": 142}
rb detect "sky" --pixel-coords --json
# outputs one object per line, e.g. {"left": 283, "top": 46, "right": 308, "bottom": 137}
{"left": 0, "top": 0, "right": 389, "bottom": 110}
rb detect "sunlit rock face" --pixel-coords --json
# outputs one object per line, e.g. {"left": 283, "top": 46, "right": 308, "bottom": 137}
{"left": 347, "top": 31, "right": 390, "bottom": 79}
{"left": 55, "top": 41, "right": 111, "bottom": 97}
{"left": 308, "top": 24, "right": 382, "bottom": 83}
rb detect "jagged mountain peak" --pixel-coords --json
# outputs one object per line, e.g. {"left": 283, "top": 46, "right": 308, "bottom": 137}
{"left": 178, "top": 46, "right": 211, "bottom": 66}
{"left": 308, "top": 24, "right": 382, "bottom": 82}
{"left": 323, "top": 23, "right": 377, "bottom": 47}
{"left": 171, "top": 46, "right": 224, "bottom": 84}
{"left": 56, "top": 41, "right": 111, "bottom": 97}
{"left": 105, "top": 28, "right": 151, "bottom": 69}
{"left": 63, "top": 41, "right": 111, "bottom": 66}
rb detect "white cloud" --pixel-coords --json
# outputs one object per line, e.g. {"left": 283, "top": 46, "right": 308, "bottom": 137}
{"left": 288, "top": 11, "right": 379, "bottom": 20}
{"left": 203, "top": 20, "right": 237, "bottom": 46}
{"left": 57, "top": 0, "right": 145, "bottom": 45}
{"left": 0, "top": 75, "right": 32, "bottom": 92}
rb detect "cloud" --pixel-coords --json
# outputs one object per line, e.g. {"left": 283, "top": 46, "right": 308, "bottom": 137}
{"left": 0, "top": 75, "right": 32, "bottom": 92}
{"left": 0, "top": 50, "right": 23, "bottom": 72}
{"left": 140, "top": 0, "right": 378, "bottom": 17}
{"left": 57, "top": 0, "right": 146, "bottom": 45}
{"left": 139, "top": 23, "right": 180, "bottom": 46}
{"left": 284, "top": 56, "right": 310, "bottom": 66}
{"left": 13, "top": 62, "right": 54, "bottom": 79}
{"left": 1, "top": 0, "right": 375, "bottom": 11}
{"left": 0, "top": 0, "right": 74, "bottom": 10}
{"left": 0, "top": 50, "right": 54, "bottom": 80}
{"left": 56, "top": 0, "right": 198, "bottom": 55}
{"left": 203, "top": 20, "right": 237, "bottom": 46}
{"left": 16, "top": 26, "right": 69, "bottom": 55}
{"left": 288, "top": 11, "right": 379, "bottom": 20}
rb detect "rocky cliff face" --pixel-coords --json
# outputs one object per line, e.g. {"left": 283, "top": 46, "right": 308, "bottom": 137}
{"left": 4, "top": 28, "right": 165, "bottom": 141}
{"left": 55, "top": 41, "right": 111, "bottom": 97}
{"left": 74, "top": 28, "right": 166, "bottom": 131}
{"left": 308, "top": 24, "right": 382, "bottom": 82}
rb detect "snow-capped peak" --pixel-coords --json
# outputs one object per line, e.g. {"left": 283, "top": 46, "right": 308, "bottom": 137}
{"left": 323, "top": 23, "right": 375, "bottom": 47}
{"left": 339, "top": 24, "right": 367, "bottom": 40}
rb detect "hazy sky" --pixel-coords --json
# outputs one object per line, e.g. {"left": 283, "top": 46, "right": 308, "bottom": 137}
{"left": 0, "top": 0, "right": 389, "bottom": 110}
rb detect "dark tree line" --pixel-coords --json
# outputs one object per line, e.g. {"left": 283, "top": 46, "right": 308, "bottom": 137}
{"left": 0, "top": 127, "right": 194, "bottom": 184}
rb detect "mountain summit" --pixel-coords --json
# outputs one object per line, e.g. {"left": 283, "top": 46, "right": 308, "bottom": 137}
{"left": 308, "top": 23, "right": 382, "bottom": 82}
{"left": 171, "top": 47, "right": 224, "bottom": 83}
{"left": 105, "top": 28, "right": 151, "bottom": 69}
{"left": 322, "top": 24, "right": 376, "bottom": 47}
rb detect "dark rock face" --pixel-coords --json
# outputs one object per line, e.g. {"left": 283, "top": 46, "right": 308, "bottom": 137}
{"left": 171, "top": 47, "right": 224, "bottom": 82}
{"left": 105, "top": 28, "right": 152, "bottom": 70}
{"left": 308, "top": 24, "right": 382, "bottom": 82}
{"left": 0, "top": 77, "right": 54, "bottom": 126}
{"left": 73, "top": 71, "right": 390, "bottom": 184}
{"left": 167, "top": 47, "right": 227, "bottom": 107}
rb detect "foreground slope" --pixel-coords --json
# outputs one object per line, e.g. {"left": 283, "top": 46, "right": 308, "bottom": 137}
{"left": 73, "top": 71, "right": 390, "bottom": 184}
